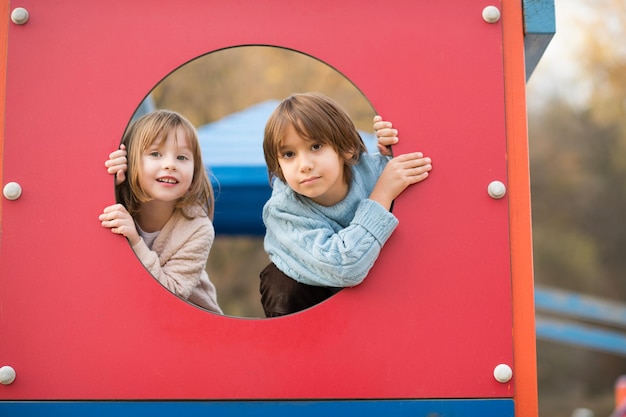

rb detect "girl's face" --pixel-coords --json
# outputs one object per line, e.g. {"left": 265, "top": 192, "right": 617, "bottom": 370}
{"left": 139, "top": 126, "right": 195, "bottom": 205}
{"left": 278, "top": 124, "right": 349, "bottom": 207}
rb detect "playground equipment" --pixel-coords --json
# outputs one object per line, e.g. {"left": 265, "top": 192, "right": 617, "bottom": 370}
{"left": 1, "top": 1, "right": 554, "bottom": 415}
{"left": 535, "top": 286, "right": 626, "bottom": 357}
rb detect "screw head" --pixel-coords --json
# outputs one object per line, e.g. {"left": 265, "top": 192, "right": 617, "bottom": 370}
{"left": 488, "top": 181, "right": 506, "bottom": 199}
{"left": 482, "top": 6, "right": 501, "bottom": 23}
{"left": 3, "top": 182, "right": 22, "bottom": 200}
{"left": 493, "top": 363, "right": 513, "bottom": 383}
{"left": 11, "top": 7, "right": 30, "bottom": 25}
{"left": 0, "top": 366, "right": 16, "bottom": 385}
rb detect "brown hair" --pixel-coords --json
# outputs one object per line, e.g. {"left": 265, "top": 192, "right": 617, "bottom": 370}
{"left": 263, "top": 92, "right": 367, "bottom": 184}
{"left": 116, "top": 109, "right": 214, "bottom": 219}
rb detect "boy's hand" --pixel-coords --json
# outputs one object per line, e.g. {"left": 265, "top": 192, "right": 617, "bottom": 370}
{"left": 105, "top": 144, "right": 128, "bottom": 186}
{"left": 369, "top": 152, "right": 432, "bottom": 210}
{"left": 373, "top": 115, "right": 398, "bottom": 156}
{"left": 99, "top": 203, "right": 140, "bottom": 246}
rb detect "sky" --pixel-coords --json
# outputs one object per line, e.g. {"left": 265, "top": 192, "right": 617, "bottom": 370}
{"left": 526, "top": 0, "right": 596, "bottom": 109}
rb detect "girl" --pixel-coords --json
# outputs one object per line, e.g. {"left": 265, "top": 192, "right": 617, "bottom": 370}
{"left": 260, "top": 92, "right": 432, "bottom": 317}
{"left": 99, "top": 109, "right": 222, "bottom": 314}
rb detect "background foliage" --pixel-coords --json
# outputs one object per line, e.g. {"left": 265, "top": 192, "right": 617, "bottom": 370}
{"left": 528, "top": 1, "right": 626, "bottom": 416}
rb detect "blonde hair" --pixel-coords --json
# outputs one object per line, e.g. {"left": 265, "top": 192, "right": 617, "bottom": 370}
{"left": 116, "top": 109, "right": 214, "bottom": 219}
{"left": 263, "top": 92, "right": 367, "bottom": 185}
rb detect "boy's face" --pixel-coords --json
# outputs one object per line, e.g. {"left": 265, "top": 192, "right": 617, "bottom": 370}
{"left": 139, "top": 126, "right": 195, "bottom": 204}
{"left": 277, "top": 124, "right": 349, "bottom": 207}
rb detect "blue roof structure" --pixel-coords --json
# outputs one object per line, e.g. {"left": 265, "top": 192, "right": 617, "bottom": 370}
{"left": 523, "top": 0, "right": 556, "bottom": 79}
{"left": 197, "top": 100, "right": 377, "bottom": 235}
{"left": 199, "top": 100, "right": 279, "bottom": 168}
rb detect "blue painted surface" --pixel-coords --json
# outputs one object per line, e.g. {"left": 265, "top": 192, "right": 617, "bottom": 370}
{"left": 536, "top": 317, "right": 626, "bottom": 356}
{"left": 523, "top": 0, "right": 556, "bottom": 79}
{"left": 209, "top": 166, "right": 270, "bottom": 236}
{"left": 535, "top": 287, "right": 626, "bottom": 328}
{"left": 535, "top": 287, "right": 626, "bottom": 356}
{"left": 198, "top": 101, "right": 279, "bottom": 168}
{"left": 523, "top": 0, "right": 556, "bottom": 34}
{"left": 0, "top": 399, "right": 514, "bottom": 417}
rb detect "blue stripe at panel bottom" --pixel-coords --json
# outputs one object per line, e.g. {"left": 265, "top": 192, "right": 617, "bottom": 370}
{"left": 0, "top": 399, "right": 514, "bottom": 417}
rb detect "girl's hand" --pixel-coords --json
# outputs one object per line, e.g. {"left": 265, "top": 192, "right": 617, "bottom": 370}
{"left": 99, "top": 203, "right": 140, "bottom": 246}
{"left": 373, "top": 115, "right": 398, "bottom": 156}
{"left": 369, "top": 152, "right": 432, "bottom": 210}
{"left": 105, "top": 144, "right": 128, "bottom": 186}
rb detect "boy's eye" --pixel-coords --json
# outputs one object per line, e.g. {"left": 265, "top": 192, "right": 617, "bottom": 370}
{"left": 311, "top": 143, "right": 323, "bottom": 151}
{"left": 281, "top": 151, "right": 295, "bottom": 159}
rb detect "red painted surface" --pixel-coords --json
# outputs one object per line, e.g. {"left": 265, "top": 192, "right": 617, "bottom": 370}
{"left": 0, "top": 0, "right": 513, "bottom": 400}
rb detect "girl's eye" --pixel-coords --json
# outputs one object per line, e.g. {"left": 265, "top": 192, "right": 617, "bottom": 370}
{"left": 149, "top": 151, "right": 161, "bottom": 157}
{"left": 177, "top": 155, "right": 190, "bottom": 161}
{"left": 311, "top": 143, "right": 323, "bottom": 151}
{"left": 281, "top": 151, "right": 295, "bottom": 159}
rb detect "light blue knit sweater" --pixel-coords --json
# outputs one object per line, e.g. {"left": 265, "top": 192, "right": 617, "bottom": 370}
{"left": 262, "top": 152, "right": 399, "bottom": 287}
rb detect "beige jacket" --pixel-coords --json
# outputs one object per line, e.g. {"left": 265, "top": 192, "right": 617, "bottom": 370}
{"left": 132, "top": 206, "right": 222, "bottom": 314}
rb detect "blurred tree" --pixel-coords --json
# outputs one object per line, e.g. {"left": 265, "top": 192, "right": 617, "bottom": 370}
{"left": 530, "top": 103, "right": 617, "bottom": 297}
{"left": 579, "top": 0, "right": 626, "bottom": 129}
{"left": 576, "top": 0, "right": 626, "bottom": 294}
{"left": 150, "top": 46, "right": 375, "bottom": 131}
{"left": 530, "top": 95, "right": 626, "bottom": 417}
{"left": 528, "top": 1, "right": 626, "bottom": 416}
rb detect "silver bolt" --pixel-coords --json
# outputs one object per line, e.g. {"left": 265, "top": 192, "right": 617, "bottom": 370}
{"left": 482, "top": 6, "right": 501, "bottom": 24}
{"left": 0, "top": 366, "right": 16, "bottom": 385}
{"left": 3, "top": 182, "right": 23, "bottom": 200}
{"left": 493, "top": 363, "right": 512, "bottom": 383}
{"left": 11, "top": 7, "right": 30, "bottom": 25}
{"left": 487, "top": 181, "right": 506, "bottom": 199}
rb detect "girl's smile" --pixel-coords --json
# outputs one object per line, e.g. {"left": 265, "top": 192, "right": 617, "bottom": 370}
{"left": 156, "top": 176, "right": 179, "bottom": 184}
{"left": 140, "top": 126, "right": 194, "bottom": 205}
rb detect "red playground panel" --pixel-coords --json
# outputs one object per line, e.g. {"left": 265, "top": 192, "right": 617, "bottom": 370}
{"left": 1, "top": 0, "right": 528, "bottom": 406}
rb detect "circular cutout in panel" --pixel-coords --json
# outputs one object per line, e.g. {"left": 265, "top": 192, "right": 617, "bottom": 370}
{"left": 126, "top": 46, "right": 377, "bottom": 318}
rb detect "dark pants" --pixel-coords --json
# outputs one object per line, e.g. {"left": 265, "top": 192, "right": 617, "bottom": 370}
{"left": 259, "top": 262, "right": 342, "bottom": 317}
